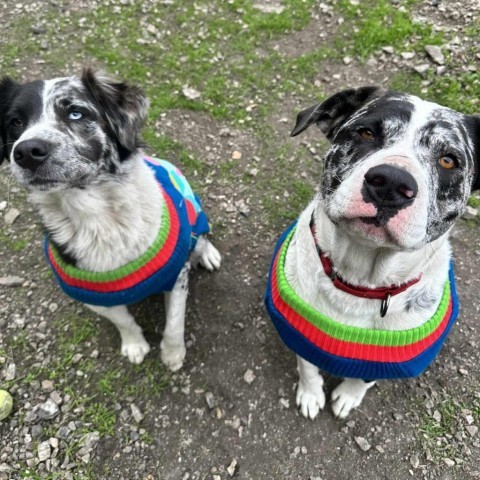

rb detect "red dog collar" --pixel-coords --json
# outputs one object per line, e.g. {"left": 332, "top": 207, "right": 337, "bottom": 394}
{"left": 309, "top": 213, "right": 421, "bottom": 317}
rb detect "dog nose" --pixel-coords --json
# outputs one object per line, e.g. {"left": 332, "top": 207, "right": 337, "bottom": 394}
{"left": 13, "top": 139, "right": 50, "bottom": 171}
{"left": 363, "top": 164, "right": 418, "bottom": 209}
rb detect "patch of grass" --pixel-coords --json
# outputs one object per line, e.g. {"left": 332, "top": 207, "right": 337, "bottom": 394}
{"left": 336, "top": 0, "right": 443, "bottom": 59}
{"left": 390, "top": 71, "right": 480, "bottom": 114}
{"left": 468, "top": 195, "right": 480, "bottom": 209}
{"left": 0, "top": 227, "right": 30, "bottom": 252}
{"left": 83, "top": 403, "right": 117, "bottom": 436}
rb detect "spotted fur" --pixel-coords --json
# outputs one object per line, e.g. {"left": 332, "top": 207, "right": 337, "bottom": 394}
{"left": 0, "top": 69, "right": 221, "bottom": 369}
{"left": 283, "top": 87, "right": 480, "bottom": 419}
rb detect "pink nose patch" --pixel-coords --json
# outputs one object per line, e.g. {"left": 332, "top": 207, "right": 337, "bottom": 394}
{"left": 398, "top": 187, "right": 415, "bottom": 199}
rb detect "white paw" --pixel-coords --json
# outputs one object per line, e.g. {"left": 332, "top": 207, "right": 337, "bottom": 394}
{"left": 296, "top": 380, "right": 326, "bottom": 420}
{"left": 331, "top": 379, "right": 372, "bottom": 418}
{"left": 198, "top": 239, "right": 222, "bottom": 271}
{"left": 160, "top": 340, "right": 186, "bottom": 372}
{"left": 121, "top": 338, "right": 151, "bottom": 364}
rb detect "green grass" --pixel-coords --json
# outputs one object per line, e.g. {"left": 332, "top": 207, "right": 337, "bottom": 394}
{"left": 391, "top": 71, "right": 480, "bottom": 114}
{"left": 336, "top": 0, "right": 443, "bottom": 59}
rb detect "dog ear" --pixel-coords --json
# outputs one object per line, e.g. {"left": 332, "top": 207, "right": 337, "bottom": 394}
{"left": 0, "top": 76, "right": 18, "bottom": 165}
{"left": 81, "top": 68, "right": 149, "bottom": 159}
{"left": 467, "top": 115, "right": 480, "bottom": 192}
{"left": 291, "top": 86, "right": 385, "bottom": 139}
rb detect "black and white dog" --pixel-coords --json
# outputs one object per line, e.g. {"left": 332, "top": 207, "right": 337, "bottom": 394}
{"left": 0, "top": 69, "right": 221, "bottom": 370}
{"left": 265, "top": 87, "right": 480, "bottom": 419}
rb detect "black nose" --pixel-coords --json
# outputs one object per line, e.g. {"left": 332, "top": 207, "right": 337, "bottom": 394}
{"left": 363, "top": 165, "right": 418, "bottom": 210}
{"left": 13, "top": 139, "right": 50, "bottom": 171}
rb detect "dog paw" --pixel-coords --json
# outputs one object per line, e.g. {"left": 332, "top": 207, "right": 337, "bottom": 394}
{"left": 198, "top": 239, "right": 222, "bottom": 271}
{"left": 121, "top": 339, "right": 151, "bottom": 365}
{"left": 331, "top": 379, "right": 372, "bottom": 418}
{"left": 296, "top": 380, "right": 326, "bottom": 420}
{"left": 161, "top": 340, "right": 186, "bottom": 372}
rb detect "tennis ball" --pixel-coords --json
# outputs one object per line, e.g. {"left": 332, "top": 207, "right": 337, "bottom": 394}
{"left": 0, "top": 389, "right": 13, "bottom": 421}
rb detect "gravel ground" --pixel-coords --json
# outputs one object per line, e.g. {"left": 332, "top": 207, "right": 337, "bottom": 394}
{"left": 1, "top": 1, "right": 480, "bottom": 479}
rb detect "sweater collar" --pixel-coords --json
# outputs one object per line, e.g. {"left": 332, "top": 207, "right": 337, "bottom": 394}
{"left": 309, "top": 212, "right": 422, "bottom": 317}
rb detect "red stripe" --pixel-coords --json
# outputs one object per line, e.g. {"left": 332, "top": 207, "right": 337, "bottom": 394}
{"left": 271, "top": 252, "right": 452, "bottom": 363}
{"left": 48, "top": 191, "right": 180, "bottom": 293}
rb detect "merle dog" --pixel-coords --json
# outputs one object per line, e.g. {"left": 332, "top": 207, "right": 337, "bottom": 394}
{"left": 265, "top": 87, "right": 480, "bottom": 418}
{"left": 0, "top": 69, "right": 221, "bottom": 370}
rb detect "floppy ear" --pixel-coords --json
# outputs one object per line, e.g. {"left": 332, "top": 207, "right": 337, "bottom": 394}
{"left": 0, "top": 76, "right": 19, "bottom": 165}
{"left": 467, "top": 115, "right": 480, "bottom": 192}
{"left": 81, "top": 68, "right": 149, "bottom": 159}
{"left": 290, "top": 86, "right": 385, "bottom": 140}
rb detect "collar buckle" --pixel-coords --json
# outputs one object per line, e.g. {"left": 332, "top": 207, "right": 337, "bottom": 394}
{"left": 380, "top": 293, "right": 392, "bottom": 318}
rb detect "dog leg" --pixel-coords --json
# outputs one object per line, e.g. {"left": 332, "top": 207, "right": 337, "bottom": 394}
{"left": 331, "top": 378, "right": 376, "bottom": 418}
{"left": 296, "top": 355, "right": 326, "bottom": 419}
{"left": 85, "top": 304, "right": 150, "bottom": 364}
{"left": 191, "top": 235, "right": 222, "bottom": 271}
{"left": 161, "top": 264, "right": 190, "bottom": 372}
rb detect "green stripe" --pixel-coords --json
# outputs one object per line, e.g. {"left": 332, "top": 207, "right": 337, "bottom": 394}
{"left": 49, "top": 201, "right": 171, "bottom": 283}
{"left": 276, "top": 227, "right": 450, "bottom": 347}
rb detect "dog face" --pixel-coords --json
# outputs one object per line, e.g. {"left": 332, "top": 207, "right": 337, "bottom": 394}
{"left": 0, "top": 69, "right": 148, "bottom": 191}
{"left": 292, "top": 87, "right": 480, "bottom": 249}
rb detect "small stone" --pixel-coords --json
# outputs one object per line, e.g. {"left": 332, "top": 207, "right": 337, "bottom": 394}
{"left": 37, "top": 399, "right": 60, "bottom": 420}
{"left": 31, "top": 24, "right": 46, "bottom": 34}
{"left": 49, "top": 437, "right": 59, "bottom": 449}
{"left": 48, "top": 303, "right": 58, "bottom": 313}
{"left": 4, "top": 208, "right": 20, "bottom": 225}
{"left": 458, "top": 367, "right": 468, "bottom": 375}
{"left": 382, "top": 46, "right": 394, "bottom": 54}
{"left": 81, "top": 431, "right": 100, "bottom": 450}
{"left": 410, "top": 454, "right": 420, "bottom": 469}
{"left": 37, "top": 441, "right": 51, "bottom": 462}
{"left": 425, "top": 45, "right": 445, "bottom": 65}
{"left": 354, "top": 436, "right": 371, "bottom": 452}
{"left": 182, "top": 85, "right": 201, "bottom": 100}
{"left": 232, "top": 150, "right": 242, "bottom": 160}
{"left": 279, "top": 398, "right": 289, "bottom": 409}
{"left": 130, "top": 403, "right": 144, "bottom": 423}
{"left": 401, "top": 52, "right": 415, "bottom": 60}
{"left": 433, "top": 410, "right": 442, "bottom": 423}
{"left": 466, "top": 425, "right": 478, "bottom": 437}
{"left": 0, "top": 276, "right": 25, "bottom": 287}
{"left": 90, "top": 350, "right": 99, "bottom": 359}
{"left": 443, "top": 458, "right": 455, "bottom": 467}
{"left": 205, "top": 392, "right": 215, "bottom": 410}
{"left": 343, "top": 56, "right": 353, "bottom": 65}
{"left": 243, "top": 369, "right": 256, "bottom": 385}
{"left": 0, "top": 201, "right": 7, "bottom": 211}
{"left": 413, "top": 64, "right": 430, "bottom": 75}
{"left": 71, "top": 353, "right": 83, "bottom": 364}
{"left": 41, "top": 380, "right": 55, "bottom": 392}
{"left": 227, "top": 458, "right": 238, "bottom": 477}
{"left": 253, "top": 3, "right": 285, "bottom": 14}
{"left": 4, "top": 363, "right": 16, "bottom": 381}
{"left": 57, "top": 426, "right": 70, "bottom": 440}
{"left": 464, "top": 206, "right": 478, "bottom": 219}
{"left": 31, "top": 424, "right": 44, "bottom": 439}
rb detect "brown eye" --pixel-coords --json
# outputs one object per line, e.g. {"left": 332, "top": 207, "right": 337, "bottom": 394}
{"left": 10, "top": 118, "right": 24, "bottom": 128}
{"left": 358, "top": 128, "right": 375, "bottom": 141}
{"left": 439, "top": 155, "right": 456, "bottom": 170}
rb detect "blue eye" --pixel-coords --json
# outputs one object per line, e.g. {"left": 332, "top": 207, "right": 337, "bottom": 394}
{"left": 69, "top": 111, "right": 83, "bottom": 120}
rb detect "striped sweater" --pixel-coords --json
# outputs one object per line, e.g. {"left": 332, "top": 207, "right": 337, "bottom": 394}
{"left": 264, "top": 222, "right": 459, "bottom": 380}
{"left": 45, "top": 157, "right": 210, "bottom": 307}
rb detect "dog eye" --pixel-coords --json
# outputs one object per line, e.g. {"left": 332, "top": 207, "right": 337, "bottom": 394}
{"left": 10, "top": 118, "right": 24, "bottom": 128}
{"left": 357, "top": 128, "right": 375, "bottom": 141}
{"left": 68, "top": 111, "right": 83, "bottom": 120}
{"left": 438, "top": 155, "right": 456, "bottom": 170}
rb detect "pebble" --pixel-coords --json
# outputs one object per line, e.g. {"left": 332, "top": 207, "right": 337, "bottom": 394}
{"left": 4, "top": 208, "right": 20, "bottom": 226}
{"left": 182, "top": 85, "right": 201, "bottom": 100}
{"left": 37, "top": 441, "right": 51, "bottom": 462}
{"left": 0, "top": 276, "right": 25, "bottom": 287}
{"left": 413, "top": 64, "right": 430, "bottom": 75}
{"left": 130, "top": 403, "right": 144, "bottom": 423}
{"left": 232, "top": 150, "right": 242, "bottom": 160}
{"left": 0, "top": 200, "right": 7, "bottom": 211}
{"left": 354, "top": 436, "right": 372, "bottom": 452}
{"left": 425, "top": 45, "right": 445, "bottom": 65}
{"left": 205, "top": 392, "right": 215, "bottom": 410}
{"left": 37, "top": 399, "right": 60, "bottom": 420}
{"left": 4, "top": 363, "right": 16, "bottom": 381}
{"left": 243, "top": 369, "right": 256, "bottom": 385}
{"left": 463, "top": 206, "right": 478, "bottom": 219}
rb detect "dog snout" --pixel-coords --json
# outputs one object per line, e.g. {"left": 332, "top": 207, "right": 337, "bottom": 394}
{"left": 363, "top": 164, "right": 418, "bottom": 209}
{"left": 13, "top": 139, "right": 51, "bottom": 171}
